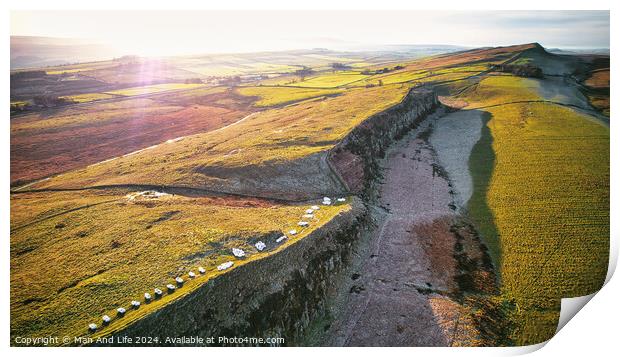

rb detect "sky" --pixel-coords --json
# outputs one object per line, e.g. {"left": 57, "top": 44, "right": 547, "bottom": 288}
{"left": 11, "top": 10, "right": 610, "bottom": 56}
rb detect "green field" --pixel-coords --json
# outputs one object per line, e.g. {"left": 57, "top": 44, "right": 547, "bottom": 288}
{"left": 27, "top": 84, "right": 410, "bottom": 190}
{"left": 285, "top": 72, "right": 370, "bottom": 88}
{"left": 60, "top": 92, "right": 118, "bottom": 103}
{"left": 11, "top": 189, "right": 352, "bottom": 343}
{"left": 104, "top": 83, "right": 206, "bottom": 96}
{"left": 463, "top": 76, "right": 609, "bottom": 345}
{"left": 237, "top": 86, "right": 344, "bottom": 107}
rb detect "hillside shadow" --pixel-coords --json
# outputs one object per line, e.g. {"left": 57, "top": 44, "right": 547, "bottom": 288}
{"left": 466, "top": 110, "right": 502, "bottom": 274}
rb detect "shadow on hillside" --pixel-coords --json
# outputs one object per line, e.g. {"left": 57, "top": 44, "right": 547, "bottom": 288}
{"left": 466, "top": 110, "right": 502, "bottom": 274}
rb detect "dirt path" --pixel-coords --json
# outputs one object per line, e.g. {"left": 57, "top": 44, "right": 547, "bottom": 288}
{"left": 430, "top": 110, "right": 484, "bottom": 209}
{"left": 322, "top": 115, "right": 480, "bottom": 346}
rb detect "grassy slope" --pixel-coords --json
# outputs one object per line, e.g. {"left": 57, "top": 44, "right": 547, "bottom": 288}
{"left": 12, "top": 44, "right": 608, "bottom": 346}
{"left": 236, "top": 86, "right": 344, "bottom": 107}
{"left": 60, "top": 84, "right": 223, "bottom": 105}
{"left": 60, "top": 92, "right": 118, "bottom": 103}
{"left": 464, "top": 76, "right": 609, "bottom": 344}
{"left": 30, "top": 84, "right": 410, "bottom": 190}
{"left": 285, "top": 72, "right": 369, "bottom": 88}
{"left": 11, "top": 97, "right": 248, "bottom": 186}
{"left": 103, "top": 83, "right": 206, "bottom": 96}
{"left": 27, "top": 46, "right": 530, "bottom": 192}
{"left": 10, "top": 189, "right": 351, "bottom": 343}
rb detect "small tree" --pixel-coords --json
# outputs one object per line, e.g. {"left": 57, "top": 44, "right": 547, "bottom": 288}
{"left": 295, "top": 67, "right": 315, "bottom": 81}
{"left": 330, "top": 62, "right": 351, "bottom": 72}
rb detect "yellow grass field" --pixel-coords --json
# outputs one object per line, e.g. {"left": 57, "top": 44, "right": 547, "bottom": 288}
{"left": 28, "top": 84, "right": 411, "bottom": 190}
{"left": 46, "top": 68, "right": 96, "bottom": 75}
{"left": 464, "top": 76, "right": 609, "bottom": 345}
{"left": 10, "top": 188, "right": 352, "bottom": 343}
{"left": 237, "top": 86, "right": 344, "bottom": 107}
{"left": 60, "top": 92, "right": 118, "bottom": 103}
{"left": 286, "top": 72, "right": 369, "bottom": 88}
{"left": 104, "top": 83, "right": 206, "bottom": 96}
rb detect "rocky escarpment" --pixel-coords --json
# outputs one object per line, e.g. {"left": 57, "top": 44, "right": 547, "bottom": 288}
{"left": 96, "top": 90, "right": 440, "bottom": 346}
{"left": 98, "top": 198, "right": 367, "bottom": 346}
{"left": 199, "top": 89, "right": 440, "bottom": 201}
{"left": 491, "top": 64, "right": 543, "bottom": 78}
{"left": 328, "top": 89, "right": 439, "bottom": 197}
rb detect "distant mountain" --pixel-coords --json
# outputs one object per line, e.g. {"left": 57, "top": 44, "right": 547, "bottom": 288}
{"left": 339, "top": 43, "right": 469, "bottom": 56}
{"left": 547, "top": 47, "right": 610, "bottom": 55}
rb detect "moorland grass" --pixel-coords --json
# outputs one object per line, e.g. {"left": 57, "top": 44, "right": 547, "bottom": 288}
{"left": 236, "top": 86, "right": 344, "bottom": 107}
{"left": 10, "top": 189, "right": 352, "bottom": 344}
{"left": 30, "top": 84, "right": 411, "bottom": 190}
{"left": 285, "top": 72, "right": 369, "bottom": 88}
{"left": 103, "top": 83, "right": 206, "bottom": 96}
{"left": 463, "top": 76, "right": 609, "bottom": 345}
{"left": 60, "top": 92, "right": 118, "bottom": 103}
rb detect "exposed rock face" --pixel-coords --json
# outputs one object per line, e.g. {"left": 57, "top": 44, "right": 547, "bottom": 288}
{"left": 99, "top": 199, "right": 367, "bottom": 346}
{"left": 162, "top": 89, "right": 439, "bottom": 202}
{"left": 194, "top": 152, "right": 345, "bottom": 201}
{"left": 491, "top": 64, "right": 543, "bottom": 78}
{"left": 98, "top": 90, "right": 441, "bottom": 345}
{"left": 328, "top": 89, "right": 439, "bottom": 195}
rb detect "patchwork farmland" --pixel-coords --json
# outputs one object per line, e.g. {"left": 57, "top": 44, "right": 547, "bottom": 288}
{"left": 10, "top": 43, "right": 609, "bottom": 346}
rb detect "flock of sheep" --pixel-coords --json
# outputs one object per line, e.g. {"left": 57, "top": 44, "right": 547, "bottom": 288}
{"left": 87, "top": 196, "right": 346, "bottom": 334}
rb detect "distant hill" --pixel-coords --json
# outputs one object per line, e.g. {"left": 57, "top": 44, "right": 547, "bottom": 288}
{"left": 547, "top": 47, "right": 610, "bottom": 55}
{"left": 10, "top": 36, "right": 122, "bottom": 69}
{"left": 11, "top": 36, "right": 470, "bottom": 70}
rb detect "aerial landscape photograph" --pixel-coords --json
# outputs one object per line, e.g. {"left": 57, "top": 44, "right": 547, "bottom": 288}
{"left": 6, "top": 3, "right": 612, "bottom": 350}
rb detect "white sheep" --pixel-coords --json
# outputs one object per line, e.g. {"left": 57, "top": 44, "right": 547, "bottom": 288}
{"left": 154, "top": 288, "right": 163, "bottom": 296}
{"left": 305, "top": 209, "right": 314, "bottom": 214}
{"left": 102, "top": 315, "right": 111, "bottom": 323}
{"left": 89, "top": 323, "right": 97, "bottom": 331}
{"left": 117, "top": 307, "right": 126, "bottom": 316}
{"left": 175, "top": 277, "right": 184, "bottom": 285}
{"left": 144, "top": 293, "right": 151, "bottom": 301}
{"left": 276, "top": 235, "right": 287, "bottom": 243}
{"left": 303, "top": 214, "right": 314, "bottom": 219}
{"left": 298, "top": 221, "right": 309, "bottom": 227}
{"left": 255, "top": 241, "right": 266, "bottom": 251}
{"left": 167, "top": 284, "right": 176, "bottom": 291}
{"left": 337, "top": 198, "right": 346, "bottom": 202}
{"left": 188, "top": 271, "right": 196, "bottom": 278}
{"left": 311, "top": 205, "right": 320, "bottom": 210}
{"left": 198, "top": 267, "right": 206, "bottom": 274}
{"left": 232, "top": 248, "right": 246, "bottom": 258}
{"left": 131, "top": 300, "right": 141, "bottom": 308}
{"left": 217, "top": 261, "right": 234, "bottom": 271}
{"left": 289, "top": 230, "right": 297, "bottom": 235}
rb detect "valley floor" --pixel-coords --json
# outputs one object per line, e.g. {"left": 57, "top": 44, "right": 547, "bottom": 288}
{"left": 319, "top": 111, "right": 487, "bottom": 346}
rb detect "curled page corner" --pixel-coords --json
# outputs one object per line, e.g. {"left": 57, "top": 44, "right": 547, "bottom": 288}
{"left": 513, "top": 240, "right": 617, "bottom": 354}
{"left": 554, "top": 235, "right": 617, "bottom": 337}
{"left": 503, "top": 292, "right": 600, "bottom": 355}
{"left": 556, "top": 292, "right": 597, "bottom": 334}
{"left": 503, "top": 341, "right": 549, "bottom": 355}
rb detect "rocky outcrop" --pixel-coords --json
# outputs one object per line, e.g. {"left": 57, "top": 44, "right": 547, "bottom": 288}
{"left": 99, "top": 198, "right": 367, "bottom": 346}
{"left": 491, "top": 64, "right": 543, "bottom": 78}
{"left": 328, "top": 89, "right": 439, "bottom": 195}
{"left": 193, "top": 152, "right": 346, "bottom": 201}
